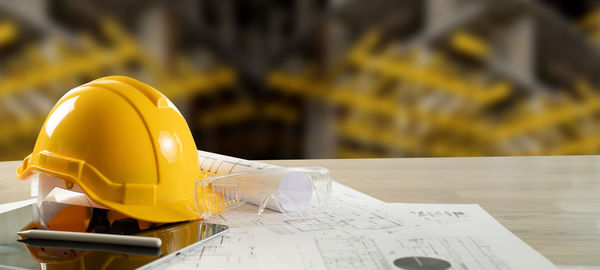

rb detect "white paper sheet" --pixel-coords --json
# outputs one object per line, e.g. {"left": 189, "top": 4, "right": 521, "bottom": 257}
{"left": 141, "top": 182, "right": 558, "bottom": 270}
{"left": 0, "top": 199, "right": 35, "bottom": 245}
{"left": 0, "top": 199, "right": 36, "bottom": 215}
{"left": 31, "top": 172, "right": 106, "bottom": 209}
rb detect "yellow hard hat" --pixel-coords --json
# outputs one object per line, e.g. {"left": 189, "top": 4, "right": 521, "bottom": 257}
{"left": 16, "top": 76, "right": 205, "bottom": 223}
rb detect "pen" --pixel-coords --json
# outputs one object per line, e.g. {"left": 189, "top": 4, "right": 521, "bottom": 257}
{"left": 17, "top": 230, "right": 162, "bottom": 248}
{"left": 18, "top": 238, "right": 162, "bottom": 256}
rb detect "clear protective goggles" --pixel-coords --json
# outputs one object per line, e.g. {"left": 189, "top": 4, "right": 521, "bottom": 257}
{"left": 28, "top": 161, "right": 332, "bottom": 225}
{"left": 194, "top": 166, "right": 331, "bottom": 219}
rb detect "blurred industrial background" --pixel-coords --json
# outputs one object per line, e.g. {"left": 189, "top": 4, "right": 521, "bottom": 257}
{"left": 2, "top": 0, "right": 600, "bottom": 160}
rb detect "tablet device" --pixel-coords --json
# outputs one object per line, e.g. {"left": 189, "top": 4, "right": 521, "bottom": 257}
{"left": 0, "top": 202, "right": 229, "bottom": 269}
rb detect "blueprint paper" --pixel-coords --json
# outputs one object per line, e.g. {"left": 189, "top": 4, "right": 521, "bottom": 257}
{"left": 380, "top": 203, "right": 509, "bottom": 229}
{"left": 140, "top": 181, "right": 384, "bottom": 270}
{"left": 140, "top": 182, "right": 557, "bottom": 270}
{"left": 250, "top": 204, "right": 557, "bottom": 270}
{"left": 197, "top": 150, "right": 280, "bottom": 175}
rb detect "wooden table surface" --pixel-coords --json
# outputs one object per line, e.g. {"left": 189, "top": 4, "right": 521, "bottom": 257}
{"left": 2, "top": 156, "right": 600, "bottom": 266}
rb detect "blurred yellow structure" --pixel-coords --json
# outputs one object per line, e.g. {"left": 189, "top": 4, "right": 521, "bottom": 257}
{"left": 269, "top": 29, "right": 600, "bottom": 157}
{"left": 0, "top": 21, "right": 17, "bottom": 46}
{"left": 2, "top": 0, "right": 600, "bottom": 159}
{"left": 0, "top": 18, "right": 235, "bottom": 160}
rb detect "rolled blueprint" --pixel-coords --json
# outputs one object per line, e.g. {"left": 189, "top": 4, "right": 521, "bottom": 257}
{"left": 197, "top": 150, "right": 316, "bottom": 212}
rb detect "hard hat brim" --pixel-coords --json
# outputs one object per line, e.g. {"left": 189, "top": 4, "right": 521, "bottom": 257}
{"left": 17, "top": 153, "right": 202, "bottom": 223}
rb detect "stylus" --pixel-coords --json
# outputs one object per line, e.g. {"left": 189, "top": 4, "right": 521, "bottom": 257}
{"left": 17, "top": 230, "right": 162, "bottom": 248}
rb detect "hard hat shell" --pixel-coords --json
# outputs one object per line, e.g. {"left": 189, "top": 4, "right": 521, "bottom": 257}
{"left": 17, "top": 76, "right": 204, "bottom": 223}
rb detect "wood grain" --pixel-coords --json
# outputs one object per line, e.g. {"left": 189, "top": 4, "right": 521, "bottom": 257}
{"left": 1, "top": 156, "right": 599, "bottom": 265}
